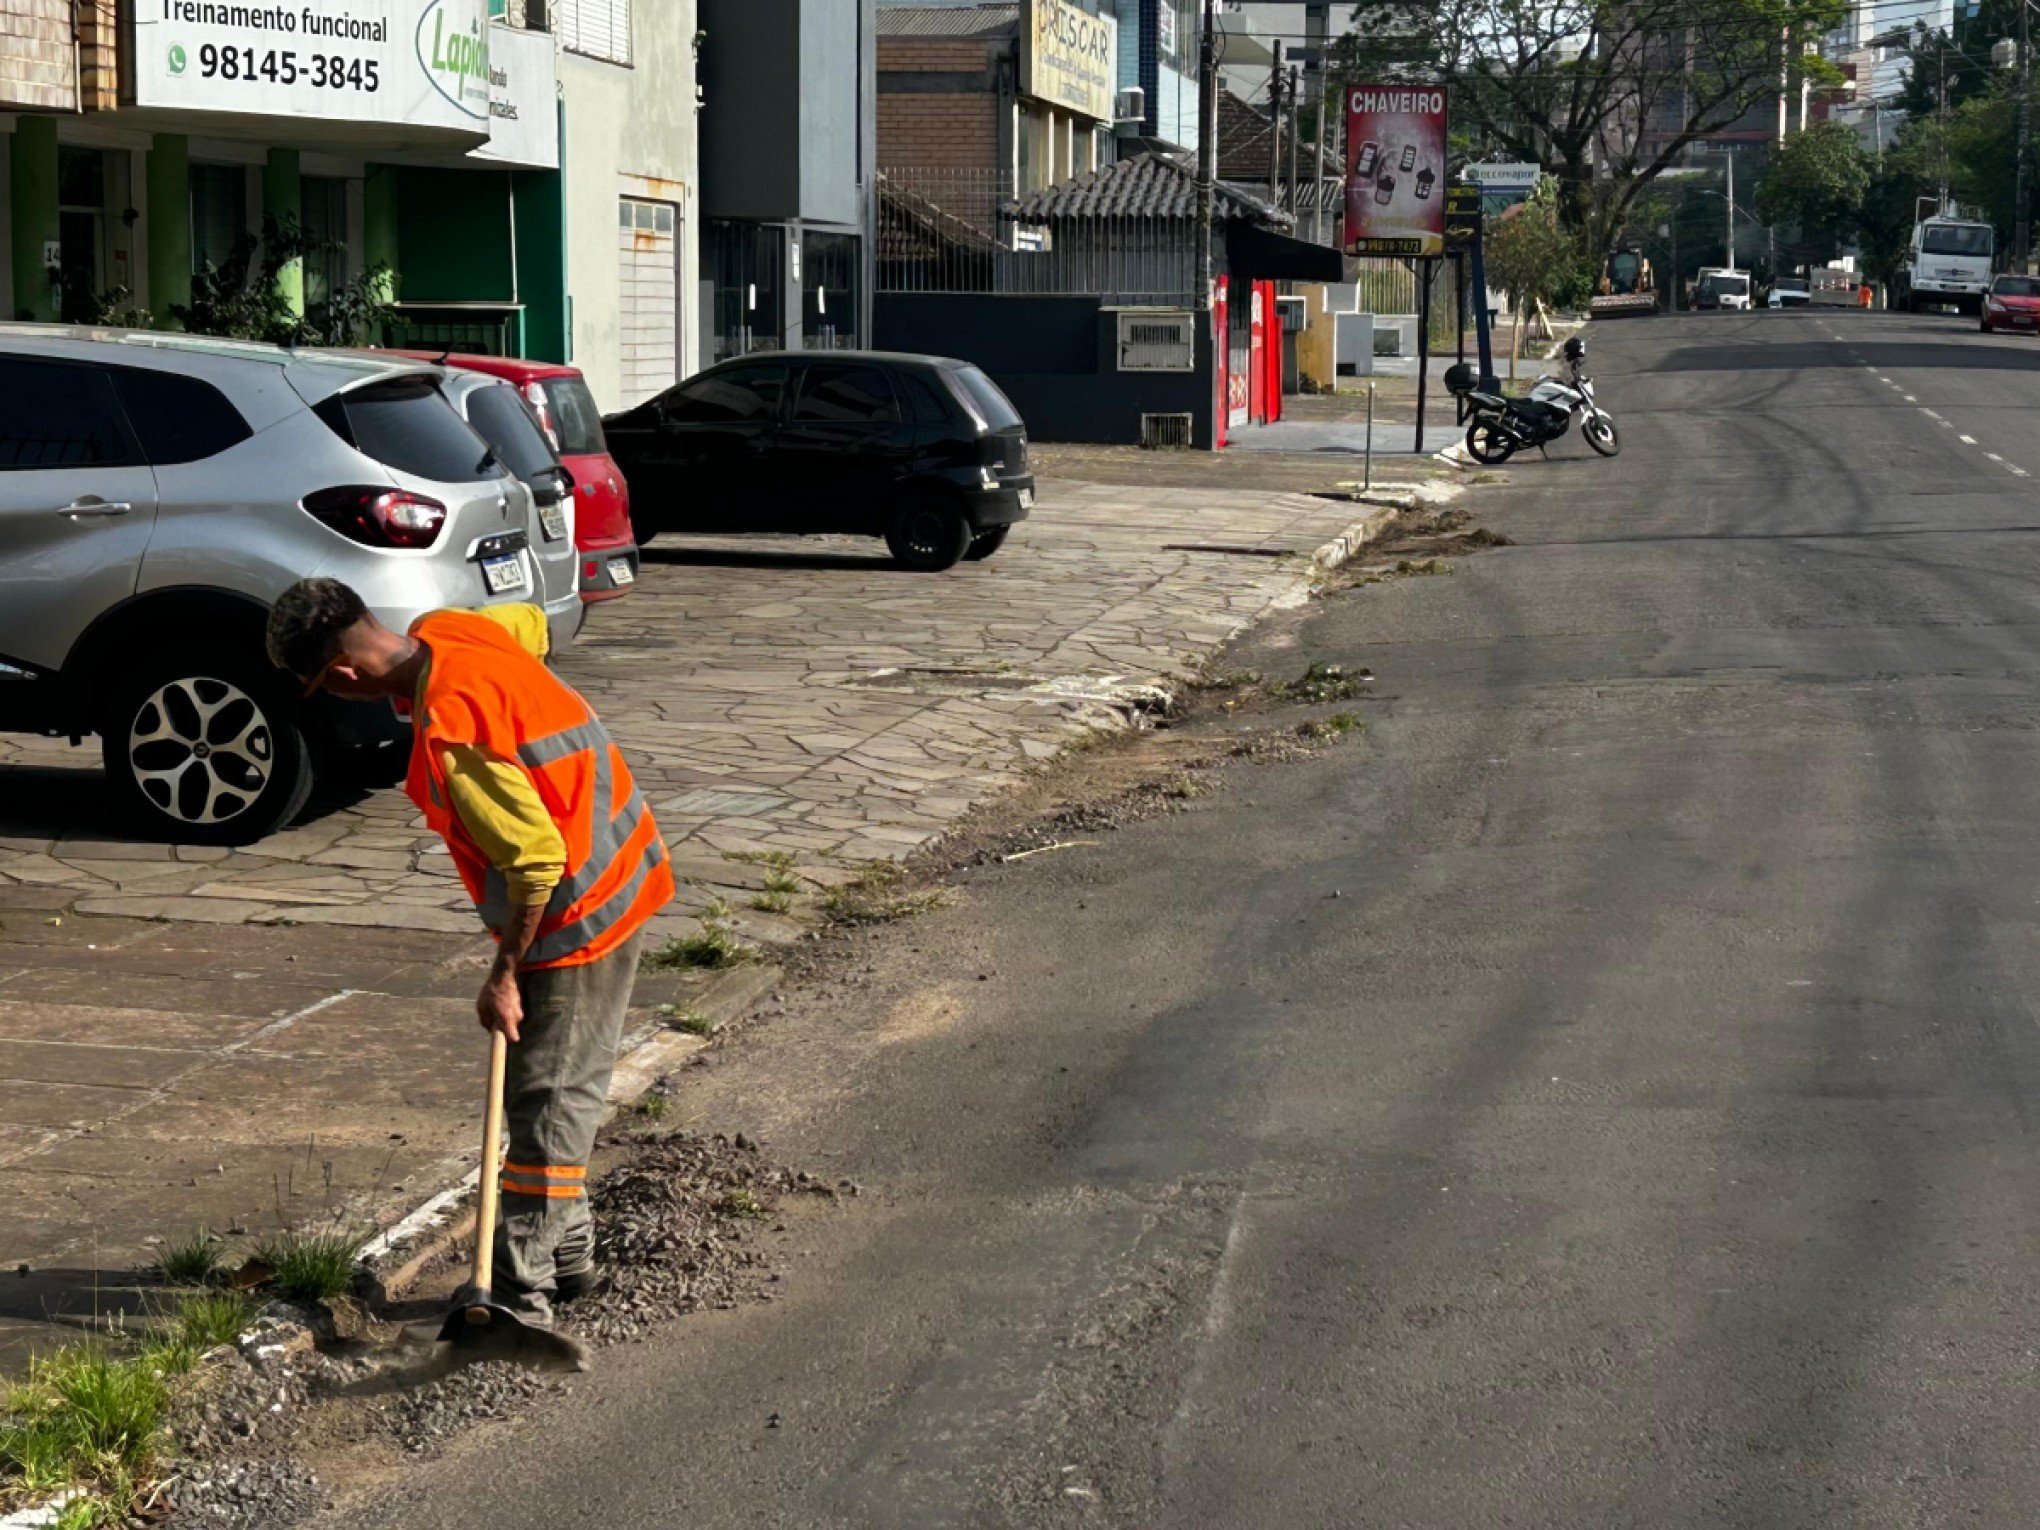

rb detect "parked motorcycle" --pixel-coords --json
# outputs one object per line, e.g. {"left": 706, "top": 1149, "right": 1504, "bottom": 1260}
{"left": 1445, "top": 336, "right": 1620, "bottom": 464}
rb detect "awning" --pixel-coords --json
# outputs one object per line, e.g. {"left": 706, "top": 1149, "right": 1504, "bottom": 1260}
{"left": 1226, "top": 224, "right": 1344, "bottom": 283}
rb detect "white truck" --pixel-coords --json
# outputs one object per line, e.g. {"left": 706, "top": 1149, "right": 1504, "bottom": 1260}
{"left": 1695, "top": 266, "right": 1752, "bottom": 311}
{"left": 1899, "top": 216, "right": 1995, "bottom": 314}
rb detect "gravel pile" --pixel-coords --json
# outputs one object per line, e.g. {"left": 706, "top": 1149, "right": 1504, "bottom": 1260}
{"left": 566, "top": 1129, "right": 839, "bottom": 1347}
{"left": 382, "top": 1361, "right": 556, "bottom": 1456}
{"left": 157, "top": 1456, "right": 323, "bottom": 1529}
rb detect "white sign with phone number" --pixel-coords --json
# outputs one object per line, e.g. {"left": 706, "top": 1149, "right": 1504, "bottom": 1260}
{"left": 134, "top": 0, "right": 492, "bottom": 134}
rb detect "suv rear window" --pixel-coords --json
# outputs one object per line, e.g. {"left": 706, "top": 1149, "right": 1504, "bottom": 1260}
{"left": 315, "top": 376, "right": 497, "bottom": 482}
{"left": 109, "top": 366, "right": 251, "bottom": 465}
{"left": 540, "top": 378, "right": 607, "bottom": 455}
{"left": 463, "top": 381, "right": 559, "bottom": 484}
{"left": 946, "top": 365, "right": 1023, "bottom": 432}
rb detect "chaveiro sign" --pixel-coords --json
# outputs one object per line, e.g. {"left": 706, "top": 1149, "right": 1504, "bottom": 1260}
{"left": 1344, "top": 84, "right": 1448, "bottom": 257}
{"left": 135, "top": 0, "right": 492, "bottom": 134}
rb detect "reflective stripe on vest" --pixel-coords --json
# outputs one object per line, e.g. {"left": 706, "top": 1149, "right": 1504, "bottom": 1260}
{"left": 474, "top": 715, "right": 668, "bottom": 964}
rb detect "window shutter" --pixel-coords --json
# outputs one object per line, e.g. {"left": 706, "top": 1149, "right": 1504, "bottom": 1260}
{"left": 557, "top": 0, "right": 629, "bottom": 63}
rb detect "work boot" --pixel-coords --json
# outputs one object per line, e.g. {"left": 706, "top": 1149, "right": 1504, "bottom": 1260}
{"left": 554, "top": 1262, "right": 602, "bottom": 1302}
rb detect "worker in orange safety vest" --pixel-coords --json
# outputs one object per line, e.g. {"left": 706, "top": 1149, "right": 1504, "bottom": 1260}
{"left": 266, "top": 578, "right": 675, "bottom": 1324}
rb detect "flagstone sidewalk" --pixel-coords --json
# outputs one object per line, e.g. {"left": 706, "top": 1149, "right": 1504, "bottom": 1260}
{"left": 0, "top": 480, "right": 1399, "bottom": 939}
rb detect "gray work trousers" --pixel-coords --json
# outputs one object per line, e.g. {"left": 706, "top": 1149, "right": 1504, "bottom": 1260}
{"left": 493, "top": 930, "right": 642, "bottom": 1324}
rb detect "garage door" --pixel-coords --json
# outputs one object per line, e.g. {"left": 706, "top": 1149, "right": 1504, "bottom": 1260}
{"left": 618, "top": 197, "right": 679, "bottom": 407}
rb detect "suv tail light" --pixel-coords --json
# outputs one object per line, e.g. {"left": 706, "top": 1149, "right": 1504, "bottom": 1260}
{"left": 522, "top": 381, "right": 561, "bottom": 452}
{"left": 301, "top": 486, "right": 448, "bottom": 549}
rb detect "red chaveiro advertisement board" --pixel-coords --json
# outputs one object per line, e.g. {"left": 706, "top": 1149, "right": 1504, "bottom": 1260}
{"left": 1344, "top": 84, "right": 1449, "bottom": 256}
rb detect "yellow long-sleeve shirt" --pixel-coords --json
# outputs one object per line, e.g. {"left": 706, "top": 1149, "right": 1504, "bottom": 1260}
{"left": 419, "top": 604, "right": 567, "bottom": 908}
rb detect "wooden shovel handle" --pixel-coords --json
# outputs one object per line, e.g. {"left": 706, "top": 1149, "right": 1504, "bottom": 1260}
{"left": 472, "top": 1027, "right": 508, "bottom": 1296}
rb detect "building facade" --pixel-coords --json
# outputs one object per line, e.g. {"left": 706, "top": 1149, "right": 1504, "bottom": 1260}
{"left": 697, "top": 0, "right": 878, "bottom": 363}
{"left": 0, "top": 0, "right": 698, "bottom": 413}
{"left": 877, "top": 0, "right": 1124, "bottom": 194}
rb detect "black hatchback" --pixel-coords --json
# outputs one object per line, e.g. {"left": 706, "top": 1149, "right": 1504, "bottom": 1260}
{"left": 603, "top": 351, "right": 1034, "bottom": 571}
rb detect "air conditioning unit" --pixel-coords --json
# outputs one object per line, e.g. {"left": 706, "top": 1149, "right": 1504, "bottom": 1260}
{"left": 1118, "top": 309, "right": 1196, "bottom": 372}
{"left": 1114, "top": 86, "right": 1146, "bottom": 123}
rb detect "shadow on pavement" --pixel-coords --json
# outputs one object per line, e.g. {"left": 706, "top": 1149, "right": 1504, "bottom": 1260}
{"left": 0, "top": 761, "right": 384, "bottom": 852}
{"left": 639, "top": 542, "right": 899, "bottom": 572}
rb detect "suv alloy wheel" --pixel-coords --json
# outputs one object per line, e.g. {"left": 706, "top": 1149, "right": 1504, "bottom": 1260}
{"left": 100, "top": 646, "right": 313, "bottom": 844}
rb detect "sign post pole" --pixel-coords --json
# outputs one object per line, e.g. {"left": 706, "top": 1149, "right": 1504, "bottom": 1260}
{"left": 1415, "top": 257, "right": 1432, "bottom": 456}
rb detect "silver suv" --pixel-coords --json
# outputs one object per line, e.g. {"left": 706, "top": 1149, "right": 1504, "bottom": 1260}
{"left": 0, "top": 325, "right": 569, "bottom": 844}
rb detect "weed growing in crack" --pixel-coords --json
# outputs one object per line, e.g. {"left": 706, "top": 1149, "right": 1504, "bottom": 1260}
{"left": 658, "top": 1007, "right": 718, "bottom": 1037}
{"left": 749, "top": 889, "right": 794, "bottom": 914}
{"left": 722, "top": 849, "right": 794, "bottom": 869}
{"left": 1266, "top": 662, "right": 1371, "bottom": 705}
{"left": 251, "top": 1231, "right": 360, "bottom": 1304}
{"left": 1298, "top": 713, "right": 1363, "bottom": 741}
{"left": 641, "top": 920, "right": 760, "bottom": 972}
{"left": 713, "top": 1188, "right": 769, "bottom": 1220}
{"left": 822, "top": 863, "right": 949, "bottom": 926}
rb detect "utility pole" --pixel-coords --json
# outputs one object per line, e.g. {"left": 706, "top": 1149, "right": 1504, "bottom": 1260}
{"left": 1285, "top": 64, "right": 1301, "bottom": 214}
{"left": 2018, "top": 0, "right": 2032, "bottom": 267}
{"left": 1726, "top": 152, "right": 1736, "bottom": 269}
{"left": 1311, "top": 89, "right": 1331, "bottom": 246}
{"left": 1268, "top": 39, "right": 1286, "bottom": 210}
{"left": 1196, "top": 0, "right": 1216, "bottom": 307}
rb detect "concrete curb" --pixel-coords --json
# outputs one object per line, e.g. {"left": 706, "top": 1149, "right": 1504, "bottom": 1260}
{"left": 1308, "top": 503, "right": 1403, "bottom": 571}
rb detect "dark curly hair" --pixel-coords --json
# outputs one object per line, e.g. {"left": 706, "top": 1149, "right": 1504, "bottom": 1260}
{"left": 265, "top": 577, "right": 369, "bottom": 680}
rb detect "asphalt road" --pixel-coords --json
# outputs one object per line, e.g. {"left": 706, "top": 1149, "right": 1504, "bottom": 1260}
{"left": 338, "top": 308, "right": 2040, "bottom": 1526}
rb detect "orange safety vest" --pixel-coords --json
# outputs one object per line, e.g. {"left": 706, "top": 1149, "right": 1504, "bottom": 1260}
{"left": 403, "top": 609, "right": 673, "bottom": 969}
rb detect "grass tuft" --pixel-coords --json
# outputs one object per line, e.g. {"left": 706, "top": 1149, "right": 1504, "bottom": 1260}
{"left": 640, "top": 919, "right": 760, "bottom": 972}
{"left": 1, "top": 1344, "right": 169, "bottom": 1519}
{"left": 722, "top": 849, "right": 794, "bottom": 869}
{"left": 1266, "top": 662, "right": 1370, "bottom": 706}
{"left": 150, "top": 1228, "right": 224, "bottom": 1287}
{"left": 251, "top": 1230, "right": 360, "bottom": 1303}
{"left": 748, "top": 889, "right": 794, "bottom": 914}
{"left": 172, "top": 1290, "right": 255, "bottom": 1352}
{"left": 1298, "top": 712, "right": 1363, "bottom": 741}
{"left": 821, "top": 863, "right": 949, "bottom": 926}
{"left": 714, "top": 1188, "right": 768, "bottom": 1220}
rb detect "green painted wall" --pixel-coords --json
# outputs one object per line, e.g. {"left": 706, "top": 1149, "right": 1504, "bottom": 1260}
{"left": 363, "top": 162, "right": 399, "bottom": 309}
{"left": 513, "top": 167, "right": 566, "bottom": 362}
{"left": 393, "top": 166, "right": 513, "bottom": 303}
{"left": 263, "top": 147, "right": 303, "bottom": 319}
{"left": 9, "top": 117, "right": 59, "bottom": 323}
{"left": 146, "top": 134, "right": 192, "bottom": 324}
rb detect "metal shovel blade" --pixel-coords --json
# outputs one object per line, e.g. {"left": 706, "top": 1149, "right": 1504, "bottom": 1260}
{"left": 435, "top": 1286, "right": 589, "bottom": 1374}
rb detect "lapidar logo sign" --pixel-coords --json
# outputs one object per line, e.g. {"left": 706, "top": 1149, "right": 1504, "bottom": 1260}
{"left": 417, "top": 0, "right": 489, "bottom": 120}
{"left": 134, "top": 0, "right": 492, "bottom": 136}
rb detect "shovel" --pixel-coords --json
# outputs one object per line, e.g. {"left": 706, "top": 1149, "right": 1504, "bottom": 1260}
{"left": 435, "top": 1029, "right": 590, "bottom": 1374}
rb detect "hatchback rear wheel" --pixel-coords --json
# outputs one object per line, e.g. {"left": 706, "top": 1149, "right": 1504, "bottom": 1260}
{"left": 885, "top": 490, "right": 974, "bottom": 571}
{"left": 101, "top": 647, "right": 313, "bottom": 845}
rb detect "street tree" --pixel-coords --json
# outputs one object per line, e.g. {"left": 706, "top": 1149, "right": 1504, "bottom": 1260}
{"left": 1483, "top": 179, "right": 1582, "bottom": 376}
{"left": 1754, "top": 120, "right": 1870, "bottom": 267}
{"left": 1332, "top": 0, "right": 1849, "bottom": 250}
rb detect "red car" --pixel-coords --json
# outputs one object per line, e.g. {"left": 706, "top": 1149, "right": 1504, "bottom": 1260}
{"left": 386, "top": 352, "right": 639, "bottom": 602}
{"left": 1981, "top": 274, "right": 2040, "bottom": 334}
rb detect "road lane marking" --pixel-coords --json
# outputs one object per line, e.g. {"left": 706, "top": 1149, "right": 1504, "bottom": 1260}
{"left": 1961, "top": 434, "right": 1978, "bottom": 443}
{"left": 1903, "top": 394, "right": 1918, "bottom": 402}
{"left": 1921, "top": 409, "right": 1944, "bottom": 420}
{"left": 1988, "top": 452, "right": 2006, "bottom": 461}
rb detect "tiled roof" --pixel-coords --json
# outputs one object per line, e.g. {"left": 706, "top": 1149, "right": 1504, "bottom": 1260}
{"left": 877, "top": 3, "right": 1018, "bottom": 38}
{"left": 1216, "top": 89, "right": 1278, "bottom": 181}
{"left": 1005, "top": 152, "right": 1291, "bottom": 227}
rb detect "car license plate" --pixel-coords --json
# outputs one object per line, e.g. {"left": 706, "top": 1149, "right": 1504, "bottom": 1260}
{"left": 608, "top": 557, "right": 636, "bottom": 586}
{"left": 1018, "top": 488, "right": 1034, "bottom": 509}
{"left": 538, "top": 503, "right": 569, "bottom": 541}
{"left": 481, "top": 553, "right": 528, "bottom": 595}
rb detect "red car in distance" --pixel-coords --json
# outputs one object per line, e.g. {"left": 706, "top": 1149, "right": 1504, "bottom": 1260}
{"left": 385, "top": 352, "right": 640, "bottom": 603}
{"left": 1981, "top": 274, "right": 2040, "bottom": 334}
